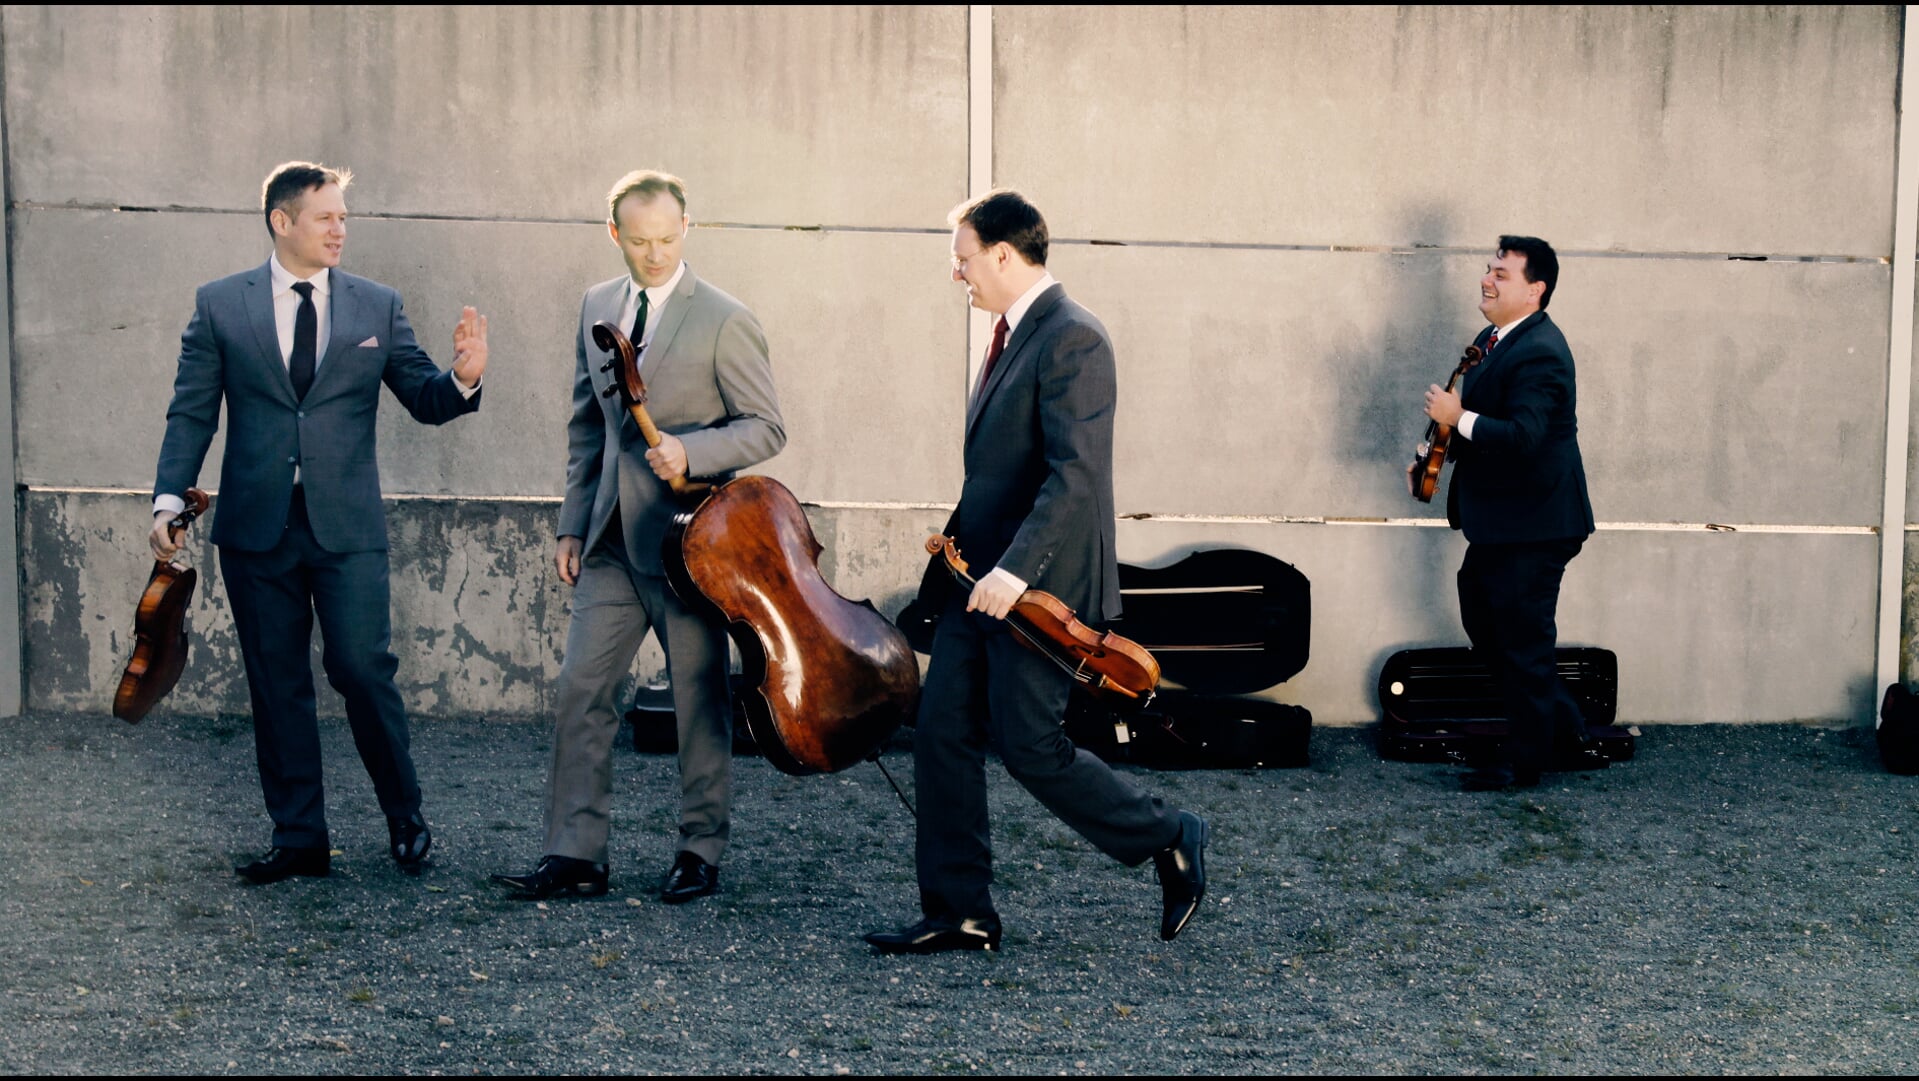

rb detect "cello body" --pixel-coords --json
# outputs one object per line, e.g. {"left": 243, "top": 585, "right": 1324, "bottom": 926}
{"left": 664, "top": 475, "right": 919, "bottom": 776}
{"left": 113, "top": 489, "right": 210, "bottom": 723}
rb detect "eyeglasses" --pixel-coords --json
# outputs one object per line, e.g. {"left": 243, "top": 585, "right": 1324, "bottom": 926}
{"left": 951, "top": 245, "right": 992, "bottom": 274}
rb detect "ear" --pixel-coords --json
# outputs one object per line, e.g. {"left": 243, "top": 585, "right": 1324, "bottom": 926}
{"left": 606, "top": 219, "right": 620, "bottom": 245}
{"left": 680, "top": 213, "right": 690, "bottom": 239}
{"left": 270, "top": 207, "right": 292, "bottom": 239}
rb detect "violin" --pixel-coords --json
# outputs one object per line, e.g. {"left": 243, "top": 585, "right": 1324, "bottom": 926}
{"left": 113, "top": 488, "right": 210, "bottom": 724}
{"left": 1410, "top": 343, "right": 1484, "bottom": 504}
{"left": 928, "top": 534, "right": 1160, "bottom": 710}
{"left": 591, "top": 320, "right": 711, "bottom": 501}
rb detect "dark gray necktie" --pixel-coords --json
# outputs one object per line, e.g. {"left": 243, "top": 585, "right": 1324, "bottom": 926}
{"left": 289, "top": 281, "right": 316, "bottom": 400}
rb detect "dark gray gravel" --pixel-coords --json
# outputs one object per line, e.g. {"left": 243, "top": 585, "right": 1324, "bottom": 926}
{"left": 2, "top": 710, "right": 1917, "bottom": 1074}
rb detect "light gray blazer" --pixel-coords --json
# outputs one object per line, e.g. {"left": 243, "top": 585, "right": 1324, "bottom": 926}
{"left": 153, "top": 263, "right": 480, "bottom": 553}
{"left": 557, "top": 263, "right": 785, "bottom": 569}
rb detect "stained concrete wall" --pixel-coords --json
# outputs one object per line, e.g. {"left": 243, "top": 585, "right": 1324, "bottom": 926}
{"left": 5, "top": 5, "right": 1911, "bottom": 725}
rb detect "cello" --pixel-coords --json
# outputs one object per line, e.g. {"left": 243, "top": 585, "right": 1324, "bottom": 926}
{"left": 1409, "top": 343, "right": 1483, "bottom": 504}
{"left": 113, "top": 488, "right": 211, "bottom": 723}
{"left": 928, "top": 534, "right": 1160, "bottom": 710}
{"left": 591, "top": 321, "right": 919, "bottom": 777}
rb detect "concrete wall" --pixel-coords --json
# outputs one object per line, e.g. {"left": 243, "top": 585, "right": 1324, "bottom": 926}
{"left": 5, "top": 5, "right": 1910, "bottom": 725}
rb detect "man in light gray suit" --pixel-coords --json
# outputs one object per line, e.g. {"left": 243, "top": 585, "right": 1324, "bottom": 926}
{"left": 148, "top": 161, "right": 487, "bottom": 884}
{"left": 492, "top": 170, "right": 784, "bottom": 903}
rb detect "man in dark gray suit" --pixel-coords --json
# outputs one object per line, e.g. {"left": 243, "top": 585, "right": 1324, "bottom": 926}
{"left": 864, "top": 190, "right": 1207, "bottom": 954}
{"left": 148, "top": 161, "right": 486, "bottom": 883}
{"left": 492, "top": 170, "right": 784, "bottom": 903}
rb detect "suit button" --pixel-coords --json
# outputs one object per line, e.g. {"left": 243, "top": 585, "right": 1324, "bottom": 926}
{"left": 297, "top": 411, "right": 305, "bottom": 419}
{"left": 286, "top": 456, "right": 296, "bottom": 464}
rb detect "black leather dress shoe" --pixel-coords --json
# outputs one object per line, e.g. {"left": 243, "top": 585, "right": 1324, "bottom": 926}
{"left": 490, "top": 855, "right": 610, "bottom": 899}
{"left": 236, "top": 846, "right": 330, "bottom": 884}
{"left": 1461, "top": 764, "right": 1543, "bottom": 792}
{"left": 659, "top": 851, "right": 719, "bottom": 904}
{"left": 863, "top": 917, "right": 1002, "bottom": 954}
{"left": 1154, "top": 810, "right": 1208, "bottom": 941}
{"left": 387, "top": 813, "right": 432, "bottom": 873}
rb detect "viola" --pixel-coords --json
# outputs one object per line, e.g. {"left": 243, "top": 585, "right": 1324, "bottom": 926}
{"left": 591, "top": 320, "right": 711, "bottom": 501}
{"left": 1410, "top": 343, "right": 1484, "bottom": 504}
{"left": 666, "top": 476, "right": 920, "bottom": 776}
{"left": 113, "top": 488, "right": 211, "bottom": 723}
{"left": 928, "top": 535, "right": 1160, "bottom": 710}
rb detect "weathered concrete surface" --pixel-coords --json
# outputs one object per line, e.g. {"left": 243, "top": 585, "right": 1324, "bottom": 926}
{"left": 996, "top": 6, "right": 1898, "bottom": 255}
{"left": 20, "top": 491, "right": 949, "bottom": 719}
{"left": 26, "top": 490, "right": 1873, "bottom": 726}
{"left": 2, "top": 6, "right": 967, "bottom": 228}
{"left": 11, "top": 209, "right": 964, "bottom": 503}
{"left": 1116, "top": 518, "right": 1876, "bottom": 726}
{"left": 1046, "top": 244, "right": 1889, "bottom": 526}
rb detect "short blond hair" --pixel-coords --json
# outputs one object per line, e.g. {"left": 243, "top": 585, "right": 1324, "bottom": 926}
{"left": 606, "top": 169, "right": 687, "bottom": 223}
{"left": 262, "top": 161, "right": 352, "bottom": 236}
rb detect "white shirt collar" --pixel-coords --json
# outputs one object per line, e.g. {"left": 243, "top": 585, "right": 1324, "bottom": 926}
{"left": 1001, "top": 272, "right": 1058, "bottom": 334}
{"left": 1492, "top": 311, "right": 1533, "bottom": 344}
{"left": 269, "top": 252, "right": 330, "bottom": 296}
{"left": 627, "top": 260, "right": 688, "bottom": 306}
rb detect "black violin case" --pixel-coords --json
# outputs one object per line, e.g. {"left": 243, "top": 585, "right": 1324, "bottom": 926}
{"left": 628, "top": 675, "right": 762, "bottom": 756}
{"left": 902, "top": 547, "right": 1309, "bottom": 769}
{"left": 1375, "top": 646, "right": 1635, "bottom": 762}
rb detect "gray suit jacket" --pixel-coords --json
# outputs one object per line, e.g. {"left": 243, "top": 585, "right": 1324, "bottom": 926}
{"left": 557, "top": 263, "right": 785, "bottom": 568}
{"left": 153, "top": 263, "right": 480, "bottom": 553}
{"left": 923, "top": 283, "right": 1122, "bottom": 622}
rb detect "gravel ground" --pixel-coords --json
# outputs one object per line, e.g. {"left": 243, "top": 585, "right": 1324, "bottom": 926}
{"left": 1, "top": 710, "right": 1917, "bottom": 1075}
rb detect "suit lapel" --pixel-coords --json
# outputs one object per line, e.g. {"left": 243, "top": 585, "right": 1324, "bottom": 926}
{"left": 241, "top": 263, "right": 298, "bottom": 404}
{"left": 643, "top": 264, "right": 701, "bottom": 369}
{"left": 1463, "top": 311, "right": 1545, "bottom": 400}
{"left": 966, "top": 284, "right": 1064, "bottom": 441}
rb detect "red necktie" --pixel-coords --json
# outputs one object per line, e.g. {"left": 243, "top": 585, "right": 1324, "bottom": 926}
{"left": 1486, "top": 327, "right": 1500, "bottom": 353}
{"left": 973, "top": 317, "right": 1009, "bottom": 400}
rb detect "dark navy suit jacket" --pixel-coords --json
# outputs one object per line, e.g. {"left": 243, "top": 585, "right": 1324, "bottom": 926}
{"left": 1445, "top": 310, "right": 1594, "bottom": 544}
{"left": 154, "top": 263, "right": 480, "bottom": 552}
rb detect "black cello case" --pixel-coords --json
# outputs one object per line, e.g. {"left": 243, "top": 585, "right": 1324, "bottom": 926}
{"left": 902, "top": 547, "right": 1314, "bottom": 769}
{"left": 1375, "top": 645, "right": 1635, "bottom": 762}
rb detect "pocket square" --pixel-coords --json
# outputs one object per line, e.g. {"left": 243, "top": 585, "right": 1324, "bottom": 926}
{"left": 357, "top": 336, "right": 379, "bottom": 348}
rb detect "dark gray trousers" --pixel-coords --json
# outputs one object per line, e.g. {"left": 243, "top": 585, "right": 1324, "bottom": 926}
{"left": 1457, "top": 537, "right": 1589, "bottom": 772}
{"left": 914, "top": 603, "right": 1182, "bottom": 922}
{"left": 218, "top": 489, "right": 419, "bottom": 849}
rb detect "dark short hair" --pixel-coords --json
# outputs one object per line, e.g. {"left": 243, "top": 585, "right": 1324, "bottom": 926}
{"left": 1497, "top": 235, "right": 1558, "bottom": 309}
{"left": 949, "top": 189, "right": 1048, "bottom": 267}
{"left": 607, "top": 169, "right": 688, "bottom": 223}
{"left": 262, "top": 161, "right": 351, "bottom": 237}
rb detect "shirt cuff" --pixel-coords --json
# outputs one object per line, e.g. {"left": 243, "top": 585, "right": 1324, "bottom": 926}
{"left": 452, "top": 369, "right": 481, "bottom": 397}
{"left": 1458, "top": 411, "right": 1479, "bottom": 440}
{"left": 153, "top": 494, "right": 186, "bottom": 517}
{"left": 985, "top": 566, "right": 1028, "bottom": 595}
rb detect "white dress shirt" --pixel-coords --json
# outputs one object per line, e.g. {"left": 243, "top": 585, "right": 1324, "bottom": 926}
{"left": 613, "top": 260, "right": 688, "bottom": 370}
{"left": 1456, "top": 313, "right": 1531, "bottom": 442}
{"left": 979, "top": 272, "right": 1060, "bottom": 598}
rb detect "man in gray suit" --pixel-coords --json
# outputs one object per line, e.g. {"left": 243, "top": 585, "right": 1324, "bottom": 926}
{"left": 864, "top": 190, "right": 1206, "bottom": 954}
{"left": 148, "top": 161, "right": 486, "bottom": 883}
{"left": 492, "top": 170, "right": 784, "bottom": 903}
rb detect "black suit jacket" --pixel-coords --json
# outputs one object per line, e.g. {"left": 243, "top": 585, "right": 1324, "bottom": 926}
{"left": 1446, "top": 310, "right": 1594, "bottom": 545}
{"left": 919, "top": 283, "right": 1122, "bottom": 622}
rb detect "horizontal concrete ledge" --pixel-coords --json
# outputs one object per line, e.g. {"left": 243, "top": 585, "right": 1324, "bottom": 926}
{"left": 24, "top": 488, "right": 1881, "bottom": 534}
{"left": 9, "top": 203, "right": 1889, "bottom": 264}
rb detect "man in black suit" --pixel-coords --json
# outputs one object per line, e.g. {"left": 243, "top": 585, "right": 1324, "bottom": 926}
{"left": 148, "top": 162, "right": 486, "bottom": 881}
{"left": 1418, "top": 235, "right": 1595, "bottom": 791}
{"left": 864, "top": 190, "right": 1207, "bottom": 954}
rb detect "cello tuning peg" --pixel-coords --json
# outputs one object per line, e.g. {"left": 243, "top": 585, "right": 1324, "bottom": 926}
{"left": 599, "top": 360, "right": 613, "bottom": 373}
{"left": 601, "top": 385, "right": 617, "bottom": 399}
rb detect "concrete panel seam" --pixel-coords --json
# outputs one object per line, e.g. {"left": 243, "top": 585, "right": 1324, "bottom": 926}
{"left": 1881, "top": 6, "right": 1919, "bottom": 699}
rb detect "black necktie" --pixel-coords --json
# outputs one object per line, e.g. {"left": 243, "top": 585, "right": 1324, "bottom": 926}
{"left": 629, "top": 286, "right": 650, "bottom": 348}
{"left": 289, "top": 281, "right": 316, "bottom": 401}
